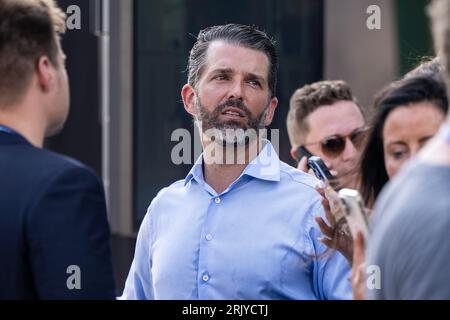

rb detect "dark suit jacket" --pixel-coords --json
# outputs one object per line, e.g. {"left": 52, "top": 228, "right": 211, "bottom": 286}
{"left": 0, "top": 131, "right": 116, "bottom": 299}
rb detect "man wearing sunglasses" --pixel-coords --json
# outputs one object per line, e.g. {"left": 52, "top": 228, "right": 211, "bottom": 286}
{"left": 287, "top": 80, "right": 367, "bottom": 189}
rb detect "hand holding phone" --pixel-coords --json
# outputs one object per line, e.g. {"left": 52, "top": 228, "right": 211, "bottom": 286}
{"left": 295, "top": 146, "right": 313, "bottom": 163}
{"left": 295, "top": 148, "right": 337, "bottom": 187}
{"left": 338, "top": 189, "right": 370, "bottom": 240}
{"left": 307, "top": 156, "right": 335, "bottom": 182}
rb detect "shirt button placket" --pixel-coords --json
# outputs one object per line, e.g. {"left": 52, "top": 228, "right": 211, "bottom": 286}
{"left": 199, "top": 196, "right": 221, "bottom": 297}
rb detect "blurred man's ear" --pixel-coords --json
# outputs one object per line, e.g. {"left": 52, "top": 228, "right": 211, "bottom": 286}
{"left": 181, "top": 84, "right": 197, "bottom": 117}
{"left": 263, "top": 97, "right": 278, "bottom": 127}
{"left": 36, "top": 56, "right": 54, "bottom": 92}
{"left": 264, "top": 98, "right": 278, "bottom": 127}
{"left": 290, "top": 146, "right": 298, "bottom": 161}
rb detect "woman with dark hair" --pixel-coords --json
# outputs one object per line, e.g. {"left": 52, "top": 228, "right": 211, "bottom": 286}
{"left": 315, "top": 75, "right": 449, "bottom": 266}
{"left": 358, "top": 75, "right": 448, "bottom": 208}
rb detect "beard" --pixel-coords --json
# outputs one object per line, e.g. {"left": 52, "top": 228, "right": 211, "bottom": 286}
{"left": 195, "top": 97, "right": 269, "bottom": 146}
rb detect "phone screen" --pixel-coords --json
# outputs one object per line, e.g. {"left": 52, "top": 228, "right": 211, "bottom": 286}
{"left": 338, "top": 189, "right": 370, "bottom": 240}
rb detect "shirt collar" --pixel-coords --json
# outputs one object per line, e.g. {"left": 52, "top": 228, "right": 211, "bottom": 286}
{"left": 184, "top": 154, "right": 205, "bottom": 186}
{"left": 0, "top": 125, "right": 29, "bottom": 145}
{"left": 241, "top": 140, "right": 280, "bottom": 182}
{"left": 183, "top": 139, "right": 280, "bottom": 187}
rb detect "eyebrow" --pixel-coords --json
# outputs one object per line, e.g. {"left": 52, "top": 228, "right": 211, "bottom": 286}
{"left": 386, "top": 141, "right": 408, "bottom": 147}
{"left": 209, "top": 68, "right": 267, "bottom": 84}
{"left": 210, "top": 68, "right": 233, "bottom": 76}
{"left": 321, "top": 126, "right": 366, "bottom": 140}
{"left": 245, "top": 73, "right": 266, "bottom": 84}
{"left": 387, "top": 135, "right": 435, "bottom": 147}
{"left": 352, "top": 126, "right": 368, "bottom": 133}
{"left": 419, "top": 136, "right": 433, "bottom": 143}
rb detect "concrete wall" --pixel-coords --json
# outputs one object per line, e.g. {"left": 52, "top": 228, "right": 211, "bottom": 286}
{"left": 324, "top": 0, "right": 399, "bottom": 115}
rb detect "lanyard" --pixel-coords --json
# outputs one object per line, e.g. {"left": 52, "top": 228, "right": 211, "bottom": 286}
{"left": 0, "top": 125, "right": 22, "bottom": 139}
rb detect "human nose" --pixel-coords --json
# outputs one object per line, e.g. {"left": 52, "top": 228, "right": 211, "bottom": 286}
{"left": 227, "top": 79, "right": 245, "bottom": 100}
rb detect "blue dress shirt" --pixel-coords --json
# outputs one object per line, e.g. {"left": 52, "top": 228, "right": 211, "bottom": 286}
{"left": 122, "top": 141, "right": 351, "bottom": 300}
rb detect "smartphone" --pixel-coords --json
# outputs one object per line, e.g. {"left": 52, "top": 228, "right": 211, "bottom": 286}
{"left": 338, "top": 188, "right": 370, "bottom": 240}
{"left": 295, "top": 146, "right": 313, "bottom": 163}
{"left": 307, "top": 156, "right": 335, "bottom": 182}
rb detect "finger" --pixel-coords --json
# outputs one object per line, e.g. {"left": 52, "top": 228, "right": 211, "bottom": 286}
{"left": 352, "top": 264, "right": 361, "bottom": 285}
{"left": 352, "top": 262, "right": 367, "bottom": 290}
{"left": 317, "top": 189, "right": 335, "bottom": 226}
{"left": 297, "top": 156, "right": 308, "bottom": 173}
{"left": 318, "top": 237, "right": 336, "bottom": 250}
{"left": 321, "top": 196, "right": 330, "bottom": 211}
{"left": 315, "top": 216, "right": 334, "bottom": 238}
{"left": 315, "top": 186, "right": 325, "bottom": 198}
{"left": 352, "top": 231, "right": 365, "bottom": 268}
{"left": 358, "top": 262, "right": 367, "bottom": 273}
{"left": 323, "top": 197, "right": 336, "bottom": 226}
{"left": 352, "top": 267, "right": 366, "bottom": 300}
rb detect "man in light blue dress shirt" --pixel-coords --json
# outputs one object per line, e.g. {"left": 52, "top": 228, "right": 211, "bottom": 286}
{"left": 122, "top": 24, "right": 351, "bottom": 300}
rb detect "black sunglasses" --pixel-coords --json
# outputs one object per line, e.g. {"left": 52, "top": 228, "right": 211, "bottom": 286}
{"left": 299, "top": 127, "right": 369, "bottom": 159}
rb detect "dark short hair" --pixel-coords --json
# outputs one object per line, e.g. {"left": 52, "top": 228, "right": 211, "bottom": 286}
{"left": 0, "top": 0, "right": 66, "bottom": 106}
{"left": 287, "top": 80, "right": 360, "bottom": 146}
{"left": 359, "top": 76, "right": 449, "bottom": 207}
{"left": 187, "top": 24, "right": 278, "bottom": 97}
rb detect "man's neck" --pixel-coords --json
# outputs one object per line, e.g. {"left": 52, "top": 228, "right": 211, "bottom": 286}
{"left": 0, "top": 110, "right": 46, "bottom": 148}
{"left": 202, "top": 138, "right": 263, "bottom": 194}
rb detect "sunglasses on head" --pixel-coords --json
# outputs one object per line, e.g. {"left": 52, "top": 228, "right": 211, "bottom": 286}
{"left": 298, "top": 127, "right": 370, "bottom": 159}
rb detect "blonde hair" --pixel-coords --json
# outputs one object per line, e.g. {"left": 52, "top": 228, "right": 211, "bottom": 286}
{"left": 428, "top": 0, "right": 450, "bottom": 123}
{"left": 287, "top": 80, "right": 360, "bottom": 147}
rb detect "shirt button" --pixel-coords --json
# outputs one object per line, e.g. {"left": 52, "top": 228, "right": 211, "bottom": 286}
{"left": 202, "top": 274, "right": 210, "bottom": 282}
{"left": 214, "top": 197, "right": 221, "bottom": 204}
{"left": 206, "top": 234, "right": 213, "bottom": 241}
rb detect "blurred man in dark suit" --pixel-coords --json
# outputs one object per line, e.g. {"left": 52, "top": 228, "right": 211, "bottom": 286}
{"left": 0, "top": 0, "right": 115, "bottom": 299}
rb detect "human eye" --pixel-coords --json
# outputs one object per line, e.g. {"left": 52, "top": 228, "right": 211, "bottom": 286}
{"left": 247, "top": 79, "right": 262, "bottom": 88}
{"left": 389, "top": 149, "right": 407, "bottom": 160}
{"left": 213, "top": 73, "right": 228, "bottom": 81}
